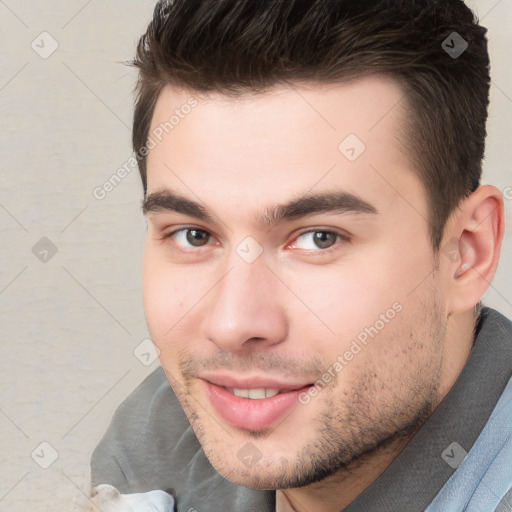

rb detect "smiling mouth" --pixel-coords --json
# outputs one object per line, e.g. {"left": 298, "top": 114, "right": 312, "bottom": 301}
{"left": 205, "top": 380, "right": 311, "bottom": 430}
{"left": 225, "top": 387, "right": 281, "bottom": 399}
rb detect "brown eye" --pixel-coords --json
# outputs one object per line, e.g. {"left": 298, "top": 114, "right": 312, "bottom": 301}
{"left": 293, "top": 230, "right": 343, "bottom": 251}
{"left": 166, "top": 228, "right": 213, "bottom": 248}
{"left": 312, "top": 231, "right": 338, "bottom": 249}
{"left": 186, "top": 229, "right": 210, "bottom": 246}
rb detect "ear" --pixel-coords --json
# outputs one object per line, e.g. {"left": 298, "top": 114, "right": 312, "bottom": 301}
{"left": 443, "top": 185, "right": 505, "bottom": 313}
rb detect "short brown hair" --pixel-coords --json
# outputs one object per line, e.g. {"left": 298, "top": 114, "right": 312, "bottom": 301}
{"left": 132, "top": 0, "right": 490, "bottom": 249}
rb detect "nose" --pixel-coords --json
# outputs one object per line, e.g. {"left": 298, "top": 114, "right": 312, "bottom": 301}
{"left": 201, "top": 259, "right": 289, "bottom": 353}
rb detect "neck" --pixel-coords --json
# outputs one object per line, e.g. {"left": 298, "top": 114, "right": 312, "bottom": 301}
{"left": 276, "top": 433, "right": 415, "bottom": 512}
{"left": 277, "top": 309, "right": 477, "bottom": 512}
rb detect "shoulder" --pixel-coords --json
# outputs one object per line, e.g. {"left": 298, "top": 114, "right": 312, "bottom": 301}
{"left": 477, "top": 307, "right": 512, "bottom": 340}
{"left": 90, "top": 366, "right": 198, "bottom": 493}
{"left": 90, "top": 367, "right": 275, "bottom": 510}
{"left": 106, "top": 366, "right": 191, "bottom": 437}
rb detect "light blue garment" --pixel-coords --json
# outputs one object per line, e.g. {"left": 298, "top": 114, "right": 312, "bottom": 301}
{"left": 426, "top": 377, "right": 512, "bottom": 512}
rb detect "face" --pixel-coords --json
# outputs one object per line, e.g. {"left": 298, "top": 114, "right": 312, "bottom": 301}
{"left": 142, "top": 76, "right": 449, "bottom": 489}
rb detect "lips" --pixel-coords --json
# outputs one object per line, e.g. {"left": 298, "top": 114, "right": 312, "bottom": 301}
{"left": 200, "top": 374, "right": 312, "bottom": 431}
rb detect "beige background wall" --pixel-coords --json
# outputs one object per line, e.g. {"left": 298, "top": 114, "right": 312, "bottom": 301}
{"left": 0, "top": 1, "right": 511, "bottom": 510}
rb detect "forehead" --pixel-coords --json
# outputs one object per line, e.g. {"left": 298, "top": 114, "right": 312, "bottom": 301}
{"left": 146, "top": 76, "right": 423, "bottom": 219}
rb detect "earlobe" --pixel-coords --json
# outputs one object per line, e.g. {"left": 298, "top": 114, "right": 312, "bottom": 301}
{"left": 446, "top": 185, "right": 505, "bottom": 313}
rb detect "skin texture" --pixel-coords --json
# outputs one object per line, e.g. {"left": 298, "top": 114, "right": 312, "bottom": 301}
{"left": 142, "top": 75, "right": 504, "bottom": 512}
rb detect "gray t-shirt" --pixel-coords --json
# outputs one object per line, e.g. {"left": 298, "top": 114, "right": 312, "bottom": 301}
{"left": 91, "top": 307, "right": 512, "bottom": 511}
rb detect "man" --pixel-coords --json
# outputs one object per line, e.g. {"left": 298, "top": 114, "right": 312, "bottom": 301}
{"left": 90, "top": 0, "right": 512, "bottom": 510}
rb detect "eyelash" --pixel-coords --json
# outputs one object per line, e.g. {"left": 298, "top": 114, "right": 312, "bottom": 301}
{"left": 162, "top": 226, "right": 349, "bottom": 254}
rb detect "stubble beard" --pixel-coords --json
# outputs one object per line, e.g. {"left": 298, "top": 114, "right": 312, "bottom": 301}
{"left": 167, "top": 296, "right": 447, "bottom": 491}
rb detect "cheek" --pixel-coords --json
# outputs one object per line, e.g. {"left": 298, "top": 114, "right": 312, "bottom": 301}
{"left": 281, "top": 259, "right": 403, "bottom": 349}
{"left": 142, "top": 247, "right": 195, "bottom": 343}
{"left": 281, "top": 240, "right": 432, "bottom": 369}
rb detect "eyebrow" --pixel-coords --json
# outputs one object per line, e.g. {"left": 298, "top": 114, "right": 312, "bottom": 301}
{"left": 142, "top": 188, "right": 378, "bottom": 227}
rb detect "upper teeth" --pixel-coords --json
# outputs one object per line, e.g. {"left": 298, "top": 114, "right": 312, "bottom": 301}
{"left": 232, "top": 388, "right": 280, "bottom": 399}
